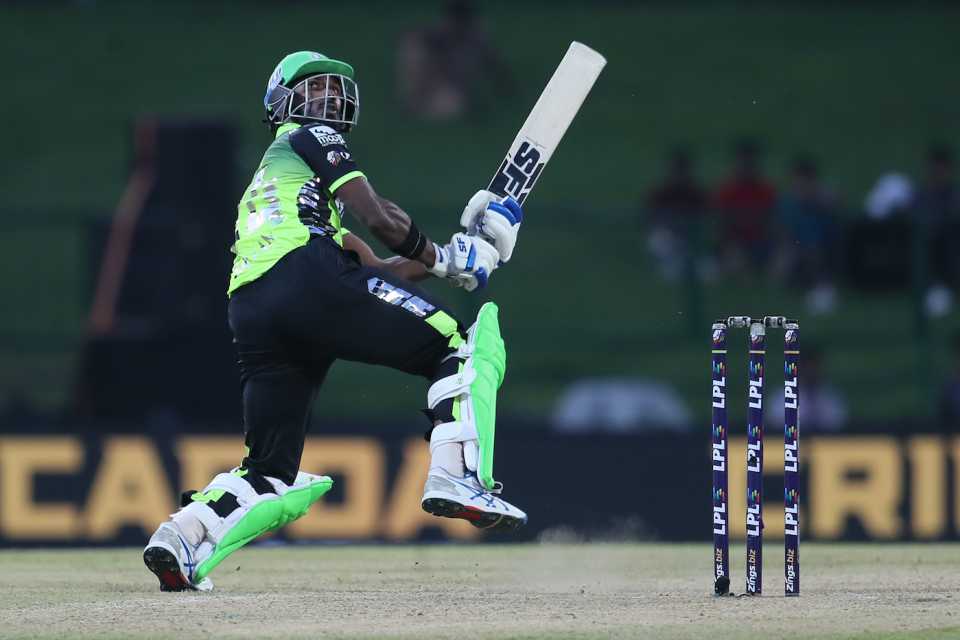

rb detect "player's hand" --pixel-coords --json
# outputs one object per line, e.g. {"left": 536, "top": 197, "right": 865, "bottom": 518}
{"left": 428, "top": 232, "right": 500, "bottom": 290}
{"left": 460, "top": 190, "right": 524, "bottom": 263}
{"left": 448, "top": 272, "right": 482, "bottom": 292}
{"left": 460, "top": 189, "right": 497, "bottom": 230}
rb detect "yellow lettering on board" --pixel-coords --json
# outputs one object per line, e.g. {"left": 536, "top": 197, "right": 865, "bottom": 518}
{"left": 954, "top": 437, "right": 960, "bottom": 535}
{"left": 382, "top": 438, "right": 479, "bottom": 541}
{"left": 177, "top": 436, "right": 245, "bottom": 493}
{"left": 725, "top": 437, "right": 792, "bottom": 540}
{"left": 85, "top": 437, "right": 173, "bottom": 540}
{"left": 907, "top": 437, "right": 945, "bottom": 538}
{"left": 287, "top": 437, "right": 384, "bottom": 538}
{"left": 809, "top": 437, "right": 901, "bottom": 539}
{"left": 0, "top": 437, "right": 82, "bottom": 539}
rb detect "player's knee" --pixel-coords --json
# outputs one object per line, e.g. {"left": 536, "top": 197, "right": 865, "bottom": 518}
{"left": 420, "top": 309, "right": 467, "bottom": 379}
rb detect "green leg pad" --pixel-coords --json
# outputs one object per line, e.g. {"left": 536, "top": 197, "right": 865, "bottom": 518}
{"left": 194, "top": 477, "right": 332, "bottom": 581}
{"left": 471, "top": 302, "right": 506, "bottom": 490}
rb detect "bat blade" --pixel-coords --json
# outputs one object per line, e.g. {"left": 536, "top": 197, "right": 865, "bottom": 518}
{"left": 487, "top": 41, "right": 606, "bottom": 205}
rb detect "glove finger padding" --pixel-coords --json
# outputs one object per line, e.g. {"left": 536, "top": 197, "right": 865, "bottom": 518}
{"left": 450, "top": 272, "right": 480, "bottom": 292}
{"left": 460, "top": 189, "right": 497, "bottom": 231}
{"left": 478, "top": 197, "right": 523, "bottom": 263}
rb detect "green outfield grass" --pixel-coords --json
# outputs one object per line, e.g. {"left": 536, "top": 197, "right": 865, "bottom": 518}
{"left": 0, "top": 543, "right": 958, "bottom": 639}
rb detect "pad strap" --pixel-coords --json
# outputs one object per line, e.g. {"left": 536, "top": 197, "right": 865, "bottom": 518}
{"left": 429, "top": 421, "right": 480, "bottom": 473}
{"left": 205, "top": 471, "right": 266, "bottom": 503}
{"left": 428, "top": 421, "right": 478, "bottom": 449}
{"left": 427, "top": 368, "right": 477, "bottom": 409}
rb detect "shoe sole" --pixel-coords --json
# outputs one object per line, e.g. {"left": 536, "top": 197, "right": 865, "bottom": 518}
{"left": 143, "top": 545, "right": 193, "bottom": 592}
{"left": 421, "top": 497, "right": 526, "bottom": 532}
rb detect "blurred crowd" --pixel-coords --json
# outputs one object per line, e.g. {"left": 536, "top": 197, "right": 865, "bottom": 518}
{"left": 396, "top": 0, "right": 512, "bottom": 121}
{"left": 642, "top": 140, "right": 959, "bottom": 317}
{"left": 552, "top": 141, "right": 960, "bottom": 436}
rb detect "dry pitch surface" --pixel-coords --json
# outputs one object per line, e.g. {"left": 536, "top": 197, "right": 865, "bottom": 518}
{"left": 1, "top": 543, "right": 958, "bottom": 639}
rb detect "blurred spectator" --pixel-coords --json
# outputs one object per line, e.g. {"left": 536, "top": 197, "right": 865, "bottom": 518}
{"left": 865, "top": 173, "right": 914, "bottom": 220}
{"left": 396, "top": 0, "right": 512, "bottom": 121}
{"left": 913, "top": 145, "right": 960, "bottom": 316}
{"left": 938, "top": 333, "right": 960, "bottom": 433}
{"left": 643, "top": 148, "right": 710, "bottom": 281}
{"left": 775, "top": 154, "right": 840, "bottom": 315}
{"left": 713, "top": 138, "right": 777, "bottom": 273}
{"left": 914, "top": 145, "right": 959, "bottom": 225}
{"left": 766, "top": 344, "right": 848, "bottom": 433}
{"left": 844, "top": 172, "right": 915, "bottom": 291}
{"left": 551, "top": 378, "right": 692, "bottom": 433}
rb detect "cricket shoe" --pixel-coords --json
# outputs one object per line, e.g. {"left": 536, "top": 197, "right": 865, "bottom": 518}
{"left": 143, "top": 521, "right": 213, "bottom": 592}
{"left": 421, "top": 467, "right": 527, "bottom": 532}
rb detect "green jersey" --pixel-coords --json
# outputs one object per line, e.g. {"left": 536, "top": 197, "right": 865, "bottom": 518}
{"left": 228, "top": 122, "right": 364, "bottom": 295}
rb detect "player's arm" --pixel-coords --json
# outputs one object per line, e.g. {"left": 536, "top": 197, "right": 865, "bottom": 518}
{"left": 338, "top": 178, "right": 500, "bottom": 290}
{"left": 288, "top": 126, "right": 434, "bottom": 263}
{"left": 289, "top": 125, "right": 498, "bottom": 287}
{"left": 341, "top": 232, "right": 430, "bottom": 282}
{"left": 336, "top": 177, "right": 437, "bottom": 268}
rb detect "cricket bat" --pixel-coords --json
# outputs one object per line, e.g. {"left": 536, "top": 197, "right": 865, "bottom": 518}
{"left": 486, "top": 41, "right": 607, "bottom": 205}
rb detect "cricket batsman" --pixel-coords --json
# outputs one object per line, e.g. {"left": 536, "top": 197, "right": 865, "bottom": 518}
{"left": 143, "top": 51, "right": 527, "bottom": 591}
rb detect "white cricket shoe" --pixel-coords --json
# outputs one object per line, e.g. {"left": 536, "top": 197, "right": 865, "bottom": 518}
{"left": 143, "top": 521, "right": 214, "bottom": 592}
{"left": 421, "top": 467, "right": 527, "bottom": 532}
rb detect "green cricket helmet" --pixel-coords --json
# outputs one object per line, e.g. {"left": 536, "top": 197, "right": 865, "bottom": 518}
{"left": 263, "top": 51, "right": 359, "bottom": 132}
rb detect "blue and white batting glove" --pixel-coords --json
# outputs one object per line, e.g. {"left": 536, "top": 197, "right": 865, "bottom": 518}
{"left": 428, "top": 232, "right": 500, "bottom": 291}
{"left": 460, "top": 189, "right": 524, "bottom": 263}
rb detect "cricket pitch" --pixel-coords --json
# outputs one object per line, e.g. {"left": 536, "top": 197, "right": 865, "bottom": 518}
{"left": 1, "top": 543, "right": 958, "bottom": 639}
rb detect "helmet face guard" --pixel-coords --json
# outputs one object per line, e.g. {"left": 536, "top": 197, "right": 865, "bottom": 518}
{"left": 263, "top": 52, "right": 359, "bottom": 132}
{"left": 289, "top": 74, "right": 359, "bottom": 131}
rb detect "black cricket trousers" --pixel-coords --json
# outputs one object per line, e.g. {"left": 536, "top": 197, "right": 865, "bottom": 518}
{"left": 227, "top": 235, "right": 465, "bottom": 484}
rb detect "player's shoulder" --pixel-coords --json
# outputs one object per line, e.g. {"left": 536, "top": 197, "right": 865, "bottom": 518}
{"left": 290, "top": 123, "right": 349, "bottom": 148}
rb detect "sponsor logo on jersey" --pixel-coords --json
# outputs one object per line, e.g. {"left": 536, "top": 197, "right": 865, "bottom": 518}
{"left": 327, "top": 150, "right": 351, "bottom": 166}
{"left": 310, "top": 127, "right": 346, "bottom": 146}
